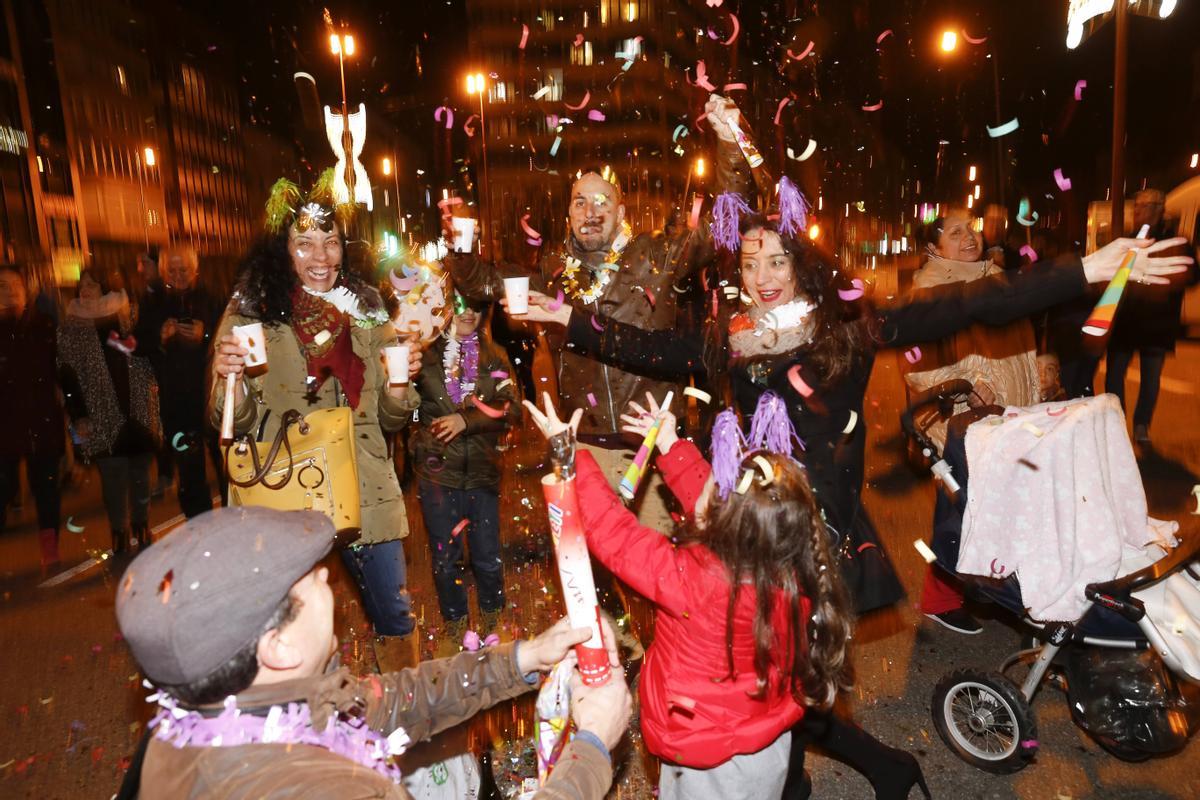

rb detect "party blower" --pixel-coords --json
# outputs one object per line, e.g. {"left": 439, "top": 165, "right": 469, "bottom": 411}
{"left": 1082, "top": 225, "right": 1150, "bottom": 337}
{"left": 619, "top": 391, "right": 674, "bottom": 502}
{"left": 540, "top": 425, "right": 611, "bottom": 686}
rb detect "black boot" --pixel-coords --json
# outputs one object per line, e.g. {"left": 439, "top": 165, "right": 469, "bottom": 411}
{"left": 781, "top": 722, "right": 813, "bottom": 800}
{"left": 808, "top": 713, "right": 930, "bottom": 800}
{"left": 112, "top": 529, "right": 128, "bottom": 555}
{"left": 133, "top": 524, "right": 151, "bottom": 551}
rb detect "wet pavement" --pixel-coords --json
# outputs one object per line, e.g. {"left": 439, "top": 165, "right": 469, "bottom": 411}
{"left": 1, "top": 341, "right": 1198, "bottom": 798}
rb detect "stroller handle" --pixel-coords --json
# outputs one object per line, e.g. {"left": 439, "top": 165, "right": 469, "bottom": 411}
{"left": 899, "top": 379, "right": 974, "bottom": 454}
{"left": 1085, "top": 525, "right": 1200, "bottom": 623}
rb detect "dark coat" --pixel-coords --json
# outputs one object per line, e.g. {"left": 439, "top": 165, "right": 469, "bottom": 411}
{"left": 134, "top": 284, "right": 222, "bottom": 433}
{"left": 0, "top": 309, "right": 65, "bottom": 458}
{"left": 410, "top": 334, "right": 520, "bottom": 490}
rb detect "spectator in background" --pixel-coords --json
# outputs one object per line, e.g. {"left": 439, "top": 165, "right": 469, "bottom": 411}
{"left": 58, "top": 269, "right": 162, "bottom": 554}
{"left": 135, "top": 246, "right": 223, "bottom": 517}
{"left": 0, "top": 266, "right": 66, "bottom": 573}
{"left": 1104, "top": 189, "right": 1196, "bottom": 444}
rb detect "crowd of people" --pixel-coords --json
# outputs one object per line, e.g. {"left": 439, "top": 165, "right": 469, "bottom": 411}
{"left": 1, "top": 95, "right": 1196, "bottom": 799}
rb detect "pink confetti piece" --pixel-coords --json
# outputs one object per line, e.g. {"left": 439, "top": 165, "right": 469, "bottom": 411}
{"left": 1020, "top": 244, "right": 1039, "bottom": 263}
{"left": 722, "top": 82, "right": 746, "bottom": 92}
{"left": 838, "top": 278, "right": 865, "bottom": 302}
{"left": 693, "top": 60, "right": 716, "bottom": 91}
{"left": 1047, "top": 406, "right": 1068, "bottom": 416}
{"left": 573, "top": 33, "right": 584, "bottom": 47}
{"left": 590, "top": 315, "right": 605, "bottom": 332}
{"left": 962, "top": 29, "right": 988, "bottom": 45}
{"left": 1020, "top": 739, "right": 1039, "bottom": 749}
{"left": 688, "top": 195, "right": 703, "bottom": 230}
{"left": 586, "top": 392, "right": 598, "bottom": 407}
{"left": 564, "top": 90, "right": 590, "bottom": 111}
{"left": 470, "top": 396, "right": 507, "bottom": 419}
{"left": 706, "top": 0, "right": 723, "bottom": 6}
{"left": 434, "top": 106, "right": 454, "bottom": 130}
{"left": 1074, "top": 79, "right": 1087, "bottom": 101}
{"left": 643, "top": 286, "right": 656, "bottom": 308}
{"left": 876, "top": 29, "right": 893, "bottom": 44}
{"left": 862, "top": 100, "right": 883, "bottom": 112}
{"left": 787, "top": 365, "right": 814, "bottom": 397}
{"left": 721, "top": 13, "right": 740, "bottom": 45}
{"left": 1053, "top": 168, "right": 1072, "bottom": 192}
{"left": 519, "top": 24, "right": 529, "bottom": 50}
{"left": 787, "top": 41, "right": 815, "bottom": 61}
{"left": 904, "top": 347, "right": 922, "bottom": 364}
{"left": 587, "top": 109, "right": 606, "bottom": 122}
{"left": 520, "top": 213, "right": 542, "bottom": 243}
{"left": 527, "top": 237, "right": 542, "bottom": 247}
{"left": 773, "top": 96, "right": 791, "bottom": 126}
{"left": 463, "top": 113, "right": 479, "bottom": 138}
{"left": 546, "top": 289, "right": 565, "bottom": 312}
{"left": 451, "top": 519, "right": 470, "bottom": 538}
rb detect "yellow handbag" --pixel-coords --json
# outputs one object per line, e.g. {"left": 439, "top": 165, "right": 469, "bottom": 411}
{"left": 225, "top": 407, "right": 361, "bottom": 534}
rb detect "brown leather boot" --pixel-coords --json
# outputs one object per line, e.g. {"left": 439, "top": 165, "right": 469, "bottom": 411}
{"left": 373, "top": 633, "right": 420, "bottom": 673}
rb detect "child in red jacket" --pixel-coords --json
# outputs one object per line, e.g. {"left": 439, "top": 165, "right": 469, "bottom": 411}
{"left": 526, "top": 392, "right": 855, "bottom": 799}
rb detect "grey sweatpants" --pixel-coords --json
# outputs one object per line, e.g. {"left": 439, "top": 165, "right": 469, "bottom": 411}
{"left": 658, "top": 731, "right": 791, "bottom": 800}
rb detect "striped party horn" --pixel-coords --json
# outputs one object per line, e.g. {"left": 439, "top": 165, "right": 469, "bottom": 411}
{"left": 619, "top": 391, "right": 673, "bottom": 501}
{"left": 1082, "top": 225, "right": 1150, "bottom": 337}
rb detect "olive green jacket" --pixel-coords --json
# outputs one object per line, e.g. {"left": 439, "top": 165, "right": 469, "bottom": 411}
{"left": 209, "top": 310, "right": 419, "bottom": 545}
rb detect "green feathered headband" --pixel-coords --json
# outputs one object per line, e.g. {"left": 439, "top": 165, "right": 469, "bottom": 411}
{"left": 263, "top": 168, "right": 357, "bottom": 234}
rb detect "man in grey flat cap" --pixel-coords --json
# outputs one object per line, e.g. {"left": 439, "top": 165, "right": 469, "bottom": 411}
{"left": 114, "top": 506, "right": 631, "bottom": 799}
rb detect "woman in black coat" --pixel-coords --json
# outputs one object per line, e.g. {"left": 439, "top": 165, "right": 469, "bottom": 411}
{"left": 512, "top": 215, "right": 1190, "bottom": 799}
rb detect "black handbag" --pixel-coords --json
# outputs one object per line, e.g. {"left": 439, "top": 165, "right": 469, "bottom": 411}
{"left": 828, "top": 510, "right": 906, "bottom": 616}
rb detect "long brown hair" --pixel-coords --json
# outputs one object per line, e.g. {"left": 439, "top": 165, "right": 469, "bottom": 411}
{"left": 678, "top": 450, "right": 853, "bottom": 709}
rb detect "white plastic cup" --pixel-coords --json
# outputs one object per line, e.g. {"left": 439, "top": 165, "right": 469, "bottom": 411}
{"left": 503, "top": 276, "right": 530, "bottom": 315}
{"left": 383, "top": 344, "right": 411, "bottom": 386}
{"left": 232, "top": 322, "right": 267, "bottom": 368}
{"left": 450, "top": 217, "right": 477, "bottom": 254}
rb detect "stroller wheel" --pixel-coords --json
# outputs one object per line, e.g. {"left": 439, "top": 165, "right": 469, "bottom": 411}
{"left": 932, "top": 669, "right": 1038, "bottom": 773}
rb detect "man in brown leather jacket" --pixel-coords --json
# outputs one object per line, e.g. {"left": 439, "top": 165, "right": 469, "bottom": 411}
{"left": 445, "top": 97, "right": 750, "bottom": 537}
{"left": 114, "top": 506, "right": 632, "bottom": 799}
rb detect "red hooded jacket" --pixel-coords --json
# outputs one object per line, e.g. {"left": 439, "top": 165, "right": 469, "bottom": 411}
{"left": 574, "top": 441, "right": 809, "bottom": 768}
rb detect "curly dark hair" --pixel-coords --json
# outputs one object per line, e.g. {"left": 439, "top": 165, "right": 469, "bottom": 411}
{"left": 230, "top": 224, "right": 386, "bottom": 325}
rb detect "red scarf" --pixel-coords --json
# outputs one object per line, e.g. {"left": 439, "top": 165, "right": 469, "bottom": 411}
{"left": 290, "top": 288, "right": 365, "bottom": 408}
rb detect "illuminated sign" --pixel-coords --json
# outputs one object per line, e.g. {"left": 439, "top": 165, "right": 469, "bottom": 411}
{"left": 323, "top": 103, "right": 373, "bottom": 210}
{"left": 0, "top": 126, "right": 28, "bottom": 155}
{"left": 1067, "top": 0, "right": 1179, "bottom": 49}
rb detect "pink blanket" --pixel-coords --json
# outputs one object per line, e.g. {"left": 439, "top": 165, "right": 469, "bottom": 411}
{"left": 958, "top": 394, "right": 1157, "bottom": 621}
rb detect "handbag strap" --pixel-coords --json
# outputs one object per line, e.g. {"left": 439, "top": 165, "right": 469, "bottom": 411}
{"left": 224, "top": 409, "right": 307, "bottom": 489}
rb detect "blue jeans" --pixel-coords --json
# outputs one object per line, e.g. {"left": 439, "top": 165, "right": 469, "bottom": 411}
{"left": 418, "top": 480, "right": 505, "bottom": 622}
{"left": 341, "top": 538, "right": 413, "bottom": 637}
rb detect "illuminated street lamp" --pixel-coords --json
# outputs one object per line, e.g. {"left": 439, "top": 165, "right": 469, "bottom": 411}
{"left": 466, "top": 71, "right": 492, "bottom": 257}
{"left": 330, "top": 28, "right": 357, "bottom": 205}
{"left": 135, "top": 146, "right": 157, "bottom": 251}
{"left": 940, "top": 29, "right": 958, "bottom": 53}
{"left": 940, "top": 28, "right": 1004, "bottom": 205}
{"left": 968, "top": 164, "right": 976, "bottom": 182}
{"left": 694, "top": 157, "right": 705, "bottom": 178}
{"left": 143, "top": 146, "right": 156, "bottom": 168}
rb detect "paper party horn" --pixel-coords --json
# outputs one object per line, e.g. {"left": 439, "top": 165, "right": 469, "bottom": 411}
{"left": 618, "top": 391, "right": 673, "bottom": 501}
{"left": 1082, "top": 225, "right": 1150, "bottom": 337}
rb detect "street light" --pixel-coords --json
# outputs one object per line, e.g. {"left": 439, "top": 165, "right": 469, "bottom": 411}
{"left": 694, "top": 157, "right": 705, "bottom": 178}
{"left": 136, "top": 146, "right": 157, "bottom": 251}
{"left": 940, "top": 28, "right": 1004, "bottom": 205}
{"left": 143, "top": 146, "right": 156, "bottom": 168}
{"left": 330, "top": 29, "right": 356, "bottom": 207}
{"left": 466, "top": 71, "right": 492, "bottom": 257}
{"left": 940, "top": 30, "right": 958, "bottom": 53}
{"left": 968, "top": 165, "right": 976, "bottom": 182}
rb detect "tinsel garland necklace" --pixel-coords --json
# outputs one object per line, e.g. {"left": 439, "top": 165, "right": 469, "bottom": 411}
{"left": 148, "top": 691, "right": 410, "bottom": 783}
{"left": 443, "top": 332, "right": 479, "bottom": 405}
{"left": 560, "top": 220, "right": 633, "bottom": 305}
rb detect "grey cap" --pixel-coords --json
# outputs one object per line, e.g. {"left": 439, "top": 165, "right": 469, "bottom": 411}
{"left": 115, "top": 507, "right": 335, "bottom": 687}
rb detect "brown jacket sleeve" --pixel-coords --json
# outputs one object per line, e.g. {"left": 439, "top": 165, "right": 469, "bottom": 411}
{"left": 532, "top": 740, "right": 613, "bottom": 799}
{"left": 365, "top": 642, "right": 534, "bottom": 744}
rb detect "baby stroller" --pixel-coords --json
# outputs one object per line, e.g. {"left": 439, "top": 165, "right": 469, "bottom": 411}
{"left": 901, "top": 381, "right": 1200, "bottom": 773}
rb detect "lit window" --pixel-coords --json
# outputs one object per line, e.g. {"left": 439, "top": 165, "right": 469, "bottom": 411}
{"left": 618, "top": 37, "right": 642, "bottom": 59}
{"left": 570, "top": 41, "right": 593, "bottom": 66}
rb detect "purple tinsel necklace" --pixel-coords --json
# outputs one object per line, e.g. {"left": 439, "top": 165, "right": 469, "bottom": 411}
{"left": 443, "top": 332, "right": 479, "bottom": 405}
{"left": 148, "top": 691, "right": 409, "bottom": 783}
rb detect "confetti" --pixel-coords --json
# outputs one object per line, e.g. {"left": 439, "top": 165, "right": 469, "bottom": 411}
{"left": 903, "top": 347, "right": 922, "bottom": 364}
{"left": 862, "top": 100, "right": 883, "bottom": 112}
{"left": 463, "top": 114, "right": 479, "bottom": 138}
{"left": 692, "top": 60, "right": 716, "bottom": 91}
{"left": 518, "top": 23, "right": 529, "bottom": 50}
{"left": 720, "top": 12, "right": 740, "bottom": 45}
{"left": 1074, "top": 79, "right": 1087, "bottom": 101}
{"left": 838, "top": 278, "right": 865, "bottom": 301}
{"left": 1020, "top": 244, "right": 1039, "bottom": 263}
{"left": 66, "top": 517, "right": 84, "bottom": 533}
{"left": 722, "top": 82, "right": 746, "bottom": 92}
{"left": 520, "top": 214, "right": 542, "bottom": 245}
{"left": 787, "top": 139, "right": 817, "bottom": 161}
{"left": 683, "top": 387, "right": 712, "bottom": 404}
{"left": 914, "top": 540, "right": 937, "bottom": 564}
{"left": 773, "top": 96, "right": 791, "bottom": 126}
{"left": 962, "top": 29, "right": 988, "bottom": 45}
{"left": 590, "top": 315, "right": 604, "bottom": 332}
{"left": 643, "top": 286, "right": 656, "bottom": 308}
{"left": 1053, "top": 168, "right": 1072, "bottom": 192}
{"left": 451, "top": 519, "right": 470, "bottom": 538}
{"left": 496, "top": 379, "right": 513, "bottom": 391}
{"left": 490, "top": 370, "right": 509, "bottom": 379}
{"left": 586, "top": 392, "right": 598, "bottom": 407}
{"left": 688, "top": 195, "right": 703, "bottom": 230}
{"left": 787, "top": 365, "right": 814, "bottom": 397}
{"left": 470, "top": 396, "right": 507, "bottom": 419}
{"left": 1020, "top": 422, "right": 1044, "bottom": 437}
{"left": 564, "top": 91, "right": 590, "bottom": 111}
{"left": 549, "top": 136, "right": 562, "bottom": 157}
{"left": 876, "top": 29, "right": 894, "bottom": 44}
{"left": 545, "top": 289, "right": 565, "bottom": 312}
{"left": 842, "top": 409, "right": 858, "bottom": 434}
{"left": 1190, "top": 486, "right": 1199, "bottom": 515}
{"left": 532, "top": 85, "right": 552, "bottom": 100}
{"left": 434, "top": 106, "right": 454, "bottom": 130}
{"left": 987, "top": 117, "right": 1020, "bottom": 138}
{"left": 171, "top": 431, "right": 188, "bottom": 452}
{"left": 751, "top": 455, "right": 774, "bottom": 485}
{"left": 587, "top": 109, "right": 606, "bottom": 122}
{"left": 787, "top": 41, "right": 815, "bottom": 61}
{"left": 734, "top": 470, "right": 754, "bottom": 495}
